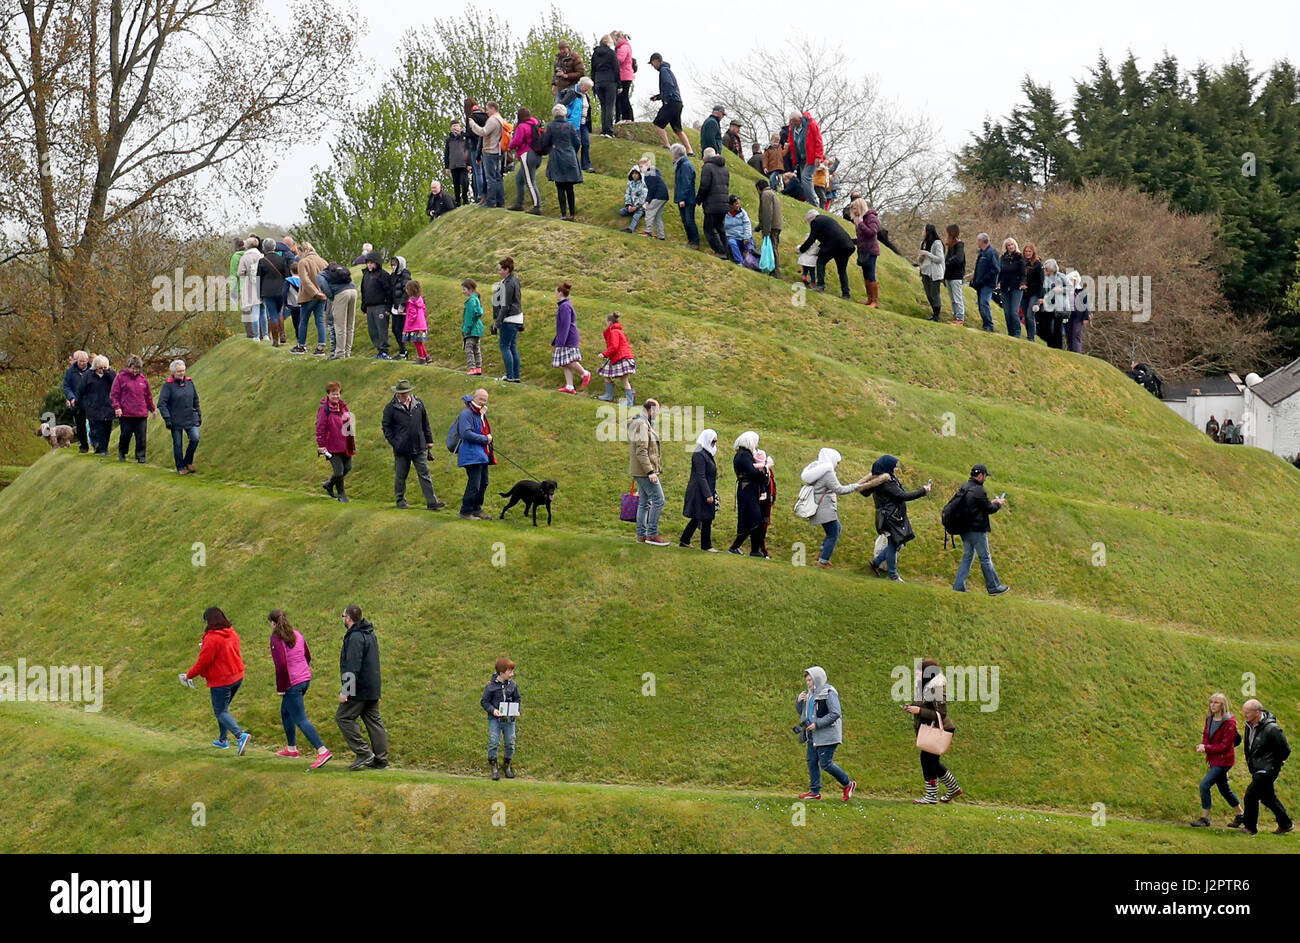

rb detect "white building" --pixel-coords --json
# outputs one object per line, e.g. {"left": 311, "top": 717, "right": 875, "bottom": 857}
{"left": 1162, "top": 374, "right": 1245, "bottom": 434}
{"left": 1243, "top": 358, "right": 1300, "bottom": 460}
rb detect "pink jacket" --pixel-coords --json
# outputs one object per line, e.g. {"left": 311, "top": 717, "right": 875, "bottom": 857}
{"left": 509, "top": 118, "right": 540, "bottom": 155}
{"left": 269, "top": 630, "right": 312, "bottom": 694}
{"left": 404, "top": 296, "right": 428, "bottom": 333}
{"left": 616, "top": 40, "right": 634, "bottom": 82}
{"left": 109, "top": 370, "right": 155, "bottom": 417}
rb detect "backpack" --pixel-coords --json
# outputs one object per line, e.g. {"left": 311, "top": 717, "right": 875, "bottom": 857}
{"left": 532, "top": 123, "right": 553, "bottom": 156}
{"left": 940, "top": 483, "right": 971, "bottom": 548}
{"left": 446, "top": 417, "right": 461, "bottom": 454}
{"left": 793, "top": 483, "right": 823, "bottom": 520}
{"left": 323, "top": 262, "right": 352, "bottom": 285}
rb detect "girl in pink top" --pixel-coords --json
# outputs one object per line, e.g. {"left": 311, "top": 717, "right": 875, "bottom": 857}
{"left": 404, "top": 279, "right": 430, "bottom": 364}
{"left": 269, "top": 610, "right": 332, "bottom": 768}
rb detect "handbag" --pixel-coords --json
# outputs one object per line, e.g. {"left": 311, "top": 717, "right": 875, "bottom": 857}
{"left": 873, "top": 533, "right": 888, "bottom": 558}
{"left": 620, "top": 479, "right": 639, "bottom": 522}
{"left": 759, "top": 235, "right": 775, "bottom": 273}
{"left": 915, "top": 710, "right": 953, "bottom": 756}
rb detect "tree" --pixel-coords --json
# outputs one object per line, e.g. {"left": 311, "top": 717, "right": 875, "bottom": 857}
{"left": 697, "top": 38, "right": 948, "bottom": 220}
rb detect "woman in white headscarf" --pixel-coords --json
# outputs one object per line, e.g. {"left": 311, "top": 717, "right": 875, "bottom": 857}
{"left": 728, "top": 430, "right": 769, "bottom": 556}
{"left": 679, "top": 427, "right": 719, "bottom": 551}
{"left": 800, "top": 447, "right": 872, "bottom": 568}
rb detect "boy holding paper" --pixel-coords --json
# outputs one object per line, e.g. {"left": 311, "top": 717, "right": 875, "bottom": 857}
{"left": 481, "top": 657, "right": 521, "bottom": 780}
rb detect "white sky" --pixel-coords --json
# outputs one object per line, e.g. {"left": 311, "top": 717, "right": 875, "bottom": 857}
{"left": 254, "top": 0, "right": 1299, "bottom": 226}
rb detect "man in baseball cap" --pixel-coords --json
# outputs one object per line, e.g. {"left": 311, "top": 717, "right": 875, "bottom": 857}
{"left": 953, "top": 463, "right": 1009, "bottom": 595}
{"left": 701, "top": 105, "right": 727, "bottom": 155}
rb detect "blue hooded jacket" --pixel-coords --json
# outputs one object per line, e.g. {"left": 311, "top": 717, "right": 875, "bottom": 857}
{"left": 454, "top": 394, "right": 493, "bottom": 467}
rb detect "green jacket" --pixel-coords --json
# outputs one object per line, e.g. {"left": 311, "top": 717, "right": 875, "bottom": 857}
{"left": 462, "top": 294, "right": 484, "bottom": 337}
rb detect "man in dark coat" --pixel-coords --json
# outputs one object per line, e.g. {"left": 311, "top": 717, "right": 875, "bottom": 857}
{"left": 952, "top": 463, "right": 1009, "bottom": 595}
{"left": 62, "top": 350, "right": 91, "bottom": 452}
{"left": 590, "top": 40, "right": 619, "bottom": 136}
{"left": 695, "top": 149, "right": 731, "bottom": 257}
{"left": 427, "top": 180, "right": 456, "bottom": 218}
{"left": 1240, "top": 699, "right": 1293, "bottom": 834}
{"left": 700, "top": 105, "right": 726, "bottom": 155}
{"left": 360, "top": 250, "right": 393, "bottom": 359}
{"left": 1205, "top": 415, "right": 1220, "bottom": 441}
{"left": 380, "top": 379, "right": 445, "bottom": 510}
{"left": 672, "top": 145, "right": 699, "bottom": 248}
{"left": 336, "top": 604, "right": 388, "bottom": 770}
{"left": 551, "top": 42, "right": 585, "bottom": 99}
{"left": 798, "top": 209, "right": 855, "bottom": 299}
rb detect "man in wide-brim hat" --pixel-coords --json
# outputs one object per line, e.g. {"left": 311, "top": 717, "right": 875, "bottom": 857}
{"left": 380, "top": 378, "right": 446, "bottom": 511}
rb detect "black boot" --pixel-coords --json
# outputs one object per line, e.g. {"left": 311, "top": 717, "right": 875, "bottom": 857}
{"left": 503, "top": 758, "right": 515, "bottom": 779}
{"left": 490, "top": 759, "right": 500, "bottom": 781}
{"left": 336, "top": 480, "right": 349, "bottom": 503}
{"left": 323, "top": 478, "right": 336, "bottom": 498}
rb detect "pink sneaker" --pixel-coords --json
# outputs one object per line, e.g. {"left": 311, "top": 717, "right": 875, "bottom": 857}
{"left": 557, "top": 386, "right": 576, "bottom": 394}
{"left": 580, "top": 371, "right": 592, "bottom": 388}
{"left": 276, "top": 747, "right": 300, "bottom": 758}
{"left": 309, "top": 749, "right": 333, "bottom": 770}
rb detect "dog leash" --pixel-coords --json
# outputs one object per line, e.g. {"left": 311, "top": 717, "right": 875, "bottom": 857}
{"left": 492, "top": 446, "right": 545, "bottom": 482}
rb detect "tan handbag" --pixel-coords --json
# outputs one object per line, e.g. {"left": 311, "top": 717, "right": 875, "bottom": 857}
{"left": 915, "top": 708, "right": 953, "bottom": 756}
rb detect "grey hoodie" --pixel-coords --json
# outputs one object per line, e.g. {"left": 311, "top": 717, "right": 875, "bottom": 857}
{"left": 797, "top": 665, "right": 843, "bottom": 747}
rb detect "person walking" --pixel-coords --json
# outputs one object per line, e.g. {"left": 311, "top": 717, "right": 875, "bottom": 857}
{"left": 647, "top": 54, "right": 692, "bottom": 154}
{"left": 800, "top": 447, "right": 871, "bottom": 568}
{"left": 849, "top": 199, "right": 881, "bottom": 307}
{"left": 316, "top": 381, "right": 356, "bottom": 502}
{"left": 970, "top": 233, "right": 1000, "bottom": 332}
{"left": 671, "top": 144, "right": 700, "bottom": 249}
{"left": 389, "top": 255, "right": 412, "bottom": 361}
{"left": 641, "top": 158, "right": 669, "bottom": 240}
{"left": 789, "top": 111, "right": 825, "bottom": 206}
{"left": 336, "top": 605, "right": 389, "bottom": 771}
{"left": 1191, "top": 692, "right": 1244, "bottom": 827}
{"left": 591, "top": 36, "right": 619, "bottom": 137}
{"left": 381, "top": 378, "right": 446, "bottom": 511}
{"left": 798, "top": 209, "right": 855, "bottom": 299}
{"left": 453, "top": 388, "right": 495, "bottom": 520}
{"left": 596, "top": 311, "right": 637, "bottom": 406}
{"left": 62, "top": 350, "right": 91, "bottom": 452}
{"left": 695, "top": 148, "right": 731, "bottom": 258}
{"left": 796, "top": 666, "right": 857, "bottom": 802}
{"left": 268, "top": 609, "right": 333, "bottom": 769}
{"left": 904, "top": 659, "right": 963, "bottom": 804}
{"left": 917, "top": 224, "right": 945, "bottom": 321}
{"left": 157, "top": 359, "right": 201, "bottom": 475}
{"left": 629, "top": 398, "right": 669, "bottom": 546}
{"left": 951, "top": 463, "right": 1010, "bottom": 595}
{"left": 492, "top": 257, "right": 524, "bottom": 383}
{"left": 551, "top": 282, "right": 591, "bottom": 393}
{"left": 359, "top": 251, "right": 393, "bottom": 359}
{"left": 545, "top": 104, "right": 583, "bottom": 221}
{"left": 756, "top": 179, "right": 782, "bottom": 278}
{"left": 78, "top": 355, "right": 116, "bottom": 456}
{"left": 998, "top": 238, "right": 1026, "bottom": 337}
{"left": 109, "top": 354, "right": 155, "bottom": 463}
{"left": 182, "top": 606, "right": 251, "bottom": 754}
{"left": 1239, "top": 698, "right": 1293, "bottom": 835}
{"left": 679, "top": 427, "right": 719, "bottom": 551}
{"left": 944, "top": 225, "right": 966, "bottom": 324}
{"left": 729, "top": 431, "right": 771, "bottom": 556}
{"left": 864, "top": 454, "right": 930, "bottom": 582}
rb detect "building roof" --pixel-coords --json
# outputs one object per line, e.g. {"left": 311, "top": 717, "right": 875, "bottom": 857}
{"left": 1251, "top": 358, "right": 1300, "bottom": 407}
{"left": 1162, "top": 374, "right": 1243, "bottom": 402}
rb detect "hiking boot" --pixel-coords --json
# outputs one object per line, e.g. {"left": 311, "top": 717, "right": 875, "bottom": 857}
{"left": 503, "top": 758, "right": 515, "bottom": 779}
{"left": 323, "top": 479, "right": 336, "bottom": 498}
{"left": 427, "top": 500, "right": 447, "bottom": 511}
{"left": 490, "top": 759, "right": 500, "bottom": 781}
{"left": 349, "top": 754, "right": 375, "bottom": 771}
{"left": 1190, "top": 816, "right": 1211, "bottom": 827}
{"left": 396, "top": 499, "right": 410, "bottom": 509}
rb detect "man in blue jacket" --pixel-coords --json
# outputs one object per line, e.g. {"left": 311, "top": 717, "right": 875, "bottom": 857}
{"left": 970, "top": 233, "right": 1001, "bottom": 332}
{"left": 649, "top": 54, "right": 692, "bottom": 154}
{"left": 62, "top": 350, "right": 91, "bottom": 452}
{"left": 671, "top": 144, "right": 700, "bottom": 248}
{"left": 454, "top": 388, "right": 495, "bottom": 520}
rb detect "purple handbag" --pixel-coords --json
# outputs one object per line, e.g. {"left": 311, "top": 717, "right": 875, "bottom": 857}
{"left": 620, "top": 480, "right": 639, "bottom": 522}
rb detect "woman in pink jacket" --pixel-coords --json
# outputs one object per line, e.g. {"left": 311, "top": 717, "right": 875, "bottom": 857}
{"left": 316, "top": 381, "right": 356, "bottom": 502}
{"left": 613, "top": 31, "right": 634, "bottom": 123}
{"left": 109, "top": 354, "right": 155, "bottom": 463}
{"left": 508, "top": 108, "right": 543, "bottom": 214}
{"left": 269, "top": 609, "right": 332, "bottom": 769}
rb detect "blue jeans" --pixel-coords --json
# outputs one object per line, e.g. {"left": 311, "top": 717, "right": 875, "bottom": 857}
{"left": 859, "top": 253, "right": 877, "bottom": 282}
{"left": 872, "top": 535, "right": 900, "bottom": 578}
{"left": 678, "top": 203, "right": 699, "bottom": 246}
{"left": 498, "top": 322, "right": 521, "bottom": 379}
{"left": 255, "top": 302, "right": 268, "bottom": 337}
{"left": 1023, "top": 294, "right": 1041, "bottom": 341}
{"left": 954, "top": 531, "right": 1003, "bottom": 593}
{"left": 728, "top": 237, "right": 755, "bottom": 264}
{"left": 977, "top": 286, "right": 995, "bottom": 330}
{"left": 620, "top": 205, "right": 645, "bottom": 229}
{"left": 210, "top": 680, "right": 245, "bottom": 741}
{"left": 769, "top": 171, "right": 783, "bottom": 190}
{"left": 580, "top": 126, "right": 591, "bottom": 170}
{"left": 297, "top": 298, "right": 327, "bottom": 346}
{"left": 462, "top": 463, "right": 489, "bottom": 515}
{"left": 799, "top": 164, "right": 817, "bottom": 205}
{"left": 488, "top": 715, "right": 517, "bottom": 760}
{"left": 819, "top": 519, "right": 841, "bottom": 563}
{"left": 1001, "top": 287, "right": 1023, "bottom": 337}
{"left": 1199, "top": 765, "right": 1240, "bottom": 810}
{"left": 170, "top": 425, "right": 199, "bottom": 470}
{"left": 806, "top": 740, "right": 850, "bottom": 793}
{"left": 483, "top": 153, "right": 504, "bottom": 207}
{"left": 946, "top": 279, "right": 965, "bottom": 321}
{"left": 633, "top": 475, "right": 665, "bottom": 538}
{"left": 281, "top": 680, "right": 323, "bottom": 749}
{"left": 264, "top": 293, "right": 284, "bottom": 325}
{"left": 472, "top": 155, "right": 486, "bottom": 201}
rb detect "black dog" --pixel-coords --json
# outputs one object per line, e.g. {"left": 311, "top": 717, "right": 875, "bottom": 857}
{"left": 499, "top": 479, "right": 557, "bottom": 526}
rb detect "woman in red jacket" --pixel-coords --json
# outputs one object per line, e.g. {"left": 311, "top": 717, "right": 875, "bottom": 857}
{"left": 1192, "top": 692, "right": 1244, "bottom": 827}
{"left": 596, "top": 312, "right": 637, "bottom": 407}
{"left": 183, "top": 606, "right": 250, "bottom": 754}
{"left": 315, "top": 381, "right": 356, "bottom": 502}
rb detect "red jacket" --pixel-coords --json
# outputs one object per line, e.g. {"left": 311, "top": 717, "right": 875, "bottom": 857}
{"left": 187, "top": 627, "right": 246, "bottom": 688}
{"left": 601, "top": 322, "right": 635, "bottom": 362}
{"left": 110, "top": 370, "right": 155, "bottom": 418}
{"left": 316, "top": 397, "right": 355, "bottom": 456}
{"left": 802, "top": 112, "right": 825, "bottom": 167}
{"left": 1202, "top": 715, "right": 1237, "bottom": 768}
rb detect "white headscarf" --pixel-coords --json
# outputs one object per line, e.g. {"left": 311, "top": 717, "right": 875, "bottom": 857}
{"left": 734, "top": 430, "right": 759, "bottom": 452}
{"left": 818, "top": 447, "right": 842, "bottom": 466}
{"left": 695, "top": 427, "right": 718, "bottom": 455}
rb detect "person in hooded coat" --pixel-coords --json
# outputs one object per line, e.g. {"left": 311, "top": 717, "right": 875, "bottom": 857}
{"left": 800, "top": 447, "right": 871, "bottom": 568}
{"left": 679, "top": 427, "right": 719, "bottom": 551}
{"left": 545, "top": 104, "right": 583, "bottom": 220}
{"left": 863, "top": 454, "right": 930, "bottom": 582}
{"left": 389, "top": 255, "right": 411, "bottom": 360}
{"left": 796, "top": 666, "right": 856, "bottom": 801}
{"left": 695, "top": 148, "right": 731, "bottom": 258}
{"left": 361, "top": 251, "right": 393, "bottom": 359}
{"left": 728, "top": 430, "right": 770, "bottom": 556}
{"left": 905, "top": 658, "right": 962, "bottom": 804}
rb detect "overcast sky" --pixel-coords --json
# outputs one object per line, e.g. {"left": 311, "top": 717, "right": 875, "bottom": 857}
{"left": 253, "top": 0, "right": 1299, "bottom": 226}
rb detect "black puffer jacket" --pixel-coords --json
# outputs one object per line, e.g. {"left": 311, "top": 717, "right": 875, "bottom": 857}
{"left": 695, "top": 155, "right": 731, "bottom": 214}
{"left": 867, "top": 475, "right": 927, "bottom": 545}
{"left": 998, "top": 251, "right": 1026, "bottom": 293}
{"left": 360, "top": 254, "right": 392, "bottom": 307}
{"left": 590, "top": 44, "right": 618, "bottom": 84}
{"left": 1245, "top": 710, "right": 1292, "bottom": 775}
{"left": 959, "top": 478, "right": 1001, "bottom": 533}
{"left": 381, "top": 394, "right": 433, "bottom": 456}
{"left": 339, "top": 618, "right": 381, "bottom": 701}
{"left": 799, "top": 214, "right": 855, "bottom": 255}
{"left": 77, "top": 369, "right": 117, "bottom": 421}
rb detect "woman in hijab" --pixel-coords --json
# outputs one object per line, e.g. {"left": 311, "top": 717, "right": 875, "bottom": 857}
{"left": 904, "top": 658, "right": 961, "bottom": 804}
{"left": 799, "top": 447, "right": 872, "bottom": 568}
{"left": 863, "top": 454, "right": 930, "bottom": 582}
{"left": 729, "top": 431, "right": 770, "bottom": 556}
{"left": 796, "top": 666, "right": 856, "bottom": 802}
{"left": 679, "top": 427, "right": 719, "bottom": 551}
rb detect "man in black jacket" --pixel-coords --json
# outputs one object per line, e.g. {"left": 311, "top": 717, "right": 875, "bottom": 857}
{"left": 62, "top": 351, "right": 91, "bottom": 452}
{"left": 1240, "top": 699, "right": 1293, "bottom": 834}
{"left": 360, "top": 251, "right": 393, "bottom": 359}
{"left": 798, "top": 209, "right": 855, "bottom": 299}
{"left": 427, "top": 180, "right": 456, "bottom": 218}
{"left": 952, "top": 464, "right": 1010, "bottom": 595}
{"left": 381, "top": 379, "right": 446, "bottom": 510}
{"left": 695, "top": 148, "right": 731, "bottom": 258}
{"left": 336, "top": 605, "right": 388, "bottom": 770}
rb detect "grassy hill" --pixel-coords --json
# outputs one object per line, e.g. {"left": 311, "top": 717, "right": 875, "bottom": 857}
{"left": 1, "top": 123, "right": 1298, "bottom": 853}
